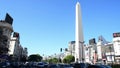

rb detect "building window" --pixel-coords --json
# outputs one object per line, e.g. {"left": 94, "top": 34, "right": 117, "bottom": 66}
{"left": 86, "top": 48, "right": 88, "bottom": 50}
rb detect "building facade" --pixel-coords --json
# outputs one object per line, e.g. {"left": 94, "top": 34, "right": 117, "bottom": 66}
{"left": 68, "top": 41, "right": 75, "bottom": 56}
{"left": 113, "top": 32, "right": 120, "bottom": 63}
{"left": 0, "top": 13, "right": 13, "bottom": 61}
{"left": 9, "top": 32, "right": 28, "bottom": 61}
{"left": 104, "top": 43, "right": 115, "bottom": 64}
{"left": 84, "top": 45, "right": 91, "bottom": 63}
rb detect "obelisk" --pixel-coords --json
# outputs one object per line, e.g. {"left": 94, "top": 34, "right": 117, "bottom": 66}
{"left": 75, "top": 2, "right": 84, "bottom": 62}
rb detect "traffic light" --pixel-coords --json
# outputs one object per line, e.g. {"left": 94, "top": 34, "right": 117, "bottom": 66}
{"left": 60, "top": 48, "right": 62, "bottom": 52}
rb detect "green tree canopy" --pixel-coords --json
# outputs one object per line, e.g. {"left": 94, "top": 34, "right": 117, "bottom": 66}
{"left": 48, "top": 58, "right": 59, "bottom": 63}
{"left": 52, "top": 58, "right": 58, "bottom": 63}
{"left": 28, "top": 54, "right": 42, "bottom": 62}
{"left": 63, "top": 55, "right": 75, "bottom": 63}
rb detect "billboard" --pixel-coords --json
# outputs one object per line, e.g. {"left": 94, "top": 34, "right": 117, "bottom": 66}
{"left": 113, "top": 32, "right": 120, "bottom": 38}
{"left": 5, "top": 13, "right": 13, "bottom": 25}
{"left": 89, "top": 38, "right": 96, "bottom": 45}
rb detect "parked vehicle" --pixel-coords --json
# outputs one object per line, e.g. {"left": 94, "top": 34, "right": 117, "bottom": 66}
{"left": 48, "top": 64, "right": 58, "bottom": 68}
{"left": 101, "top": 65, "right": 112, "bottom": 68}
{"left": 37, "top": 62, "right": 44, "bottom": 68}
{"left": 0, "top": 62, "right": 10, "bottom": 68}
{"left": 79, "top": 63, "right": 91, "bottom": 68}
{"left": 87, "top": 65, "right": 107, "bottom": 68}
{"left": 63, "top": 64, "right": 73, "bottom": 68}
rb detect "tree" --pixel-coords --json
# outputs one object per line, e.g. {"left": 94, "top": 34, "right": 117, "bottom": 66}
{"left": 48, "top": 58, "right": 52, "bottom": 63}
{"left": 63, "top": 58, "right": 67, "bottom": 63}
{"left": 52, "top": 58, "right": 58, "bottom": 63}
{"left": 63, "top": 55, "right": 75, "bottom": 63}
{"left": 28, "top": 54, "right": 42, "bottom": 62}
{"left": 48, "top": 58, "right": 59, "bottom": 63}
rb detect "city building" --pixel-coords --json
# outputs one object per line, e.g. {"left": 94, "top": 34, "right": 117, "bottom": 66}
{"left": 88, "top": 38, "right": 97, "bottom": 64}
{"left": 84, "top": 44, "right": 91, "bottom": 63}
{"left": 9, "top": 32, "right": 19, "bottom": 55}
{"left": 22, "top": 47, "right": 28, "bottom": 60}
{"left": 97, "top": 36, "right": 109, "bottom": 60}
{"left": 104, "top": 43, "right": 115, "bottom": 64}
{"left": 9, "top": 32, "right": 28, "bottom": 61}
{"left": 96, "top": 35, "right": 116, "bottom": 64}
{"left": 84, "top": 37, "right": 115, "bottom": 64}
{"left": 84, "top": 44, "right": 97, "bottom": 64}
{"left": 68, "top": 41, "right": 75, "bottom": 56}
{"left": 66, "top": 34, "right": 120, "bottom": 64}
{"left": 0, "top": 13, "right": 13, "bottom": 61}
{"left": 113, "top": 32, "right": 120, "bottom": 63}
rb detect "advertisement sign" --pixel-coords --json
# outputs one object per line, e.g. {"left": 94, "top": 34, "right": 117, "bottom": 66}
{"left": 113, "top": 32, "right": 120, "bottom": 38}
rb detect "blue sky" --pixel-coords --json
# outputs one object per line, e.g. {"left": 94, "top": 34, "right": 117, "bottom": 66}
{"left": 0, "top": 0, "right": 120, "bottom": 56}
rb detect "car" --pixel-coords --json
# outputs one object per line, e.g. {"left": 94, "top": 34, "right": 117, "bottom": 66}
{"left": 72, "top": 63, "right": 80, "bottom": 68}
{"left": 37, "top": 62, "right": 44, "bottom": 68}
{"left": 63, "top": 64, "right": 73, "bottom": 68}
{"left": 87, "top": 65, "right": 106, "bottom": 68}
{"left": 0, "top": 62, "right": 10, "bottom": 68}
{"left": 79, "top": 63, "right": 91, "bottom": 68}
{"left": 48, "top": 64, "right": 58, "bottom": 68}
{"left": 101, "top": 65, "right": 112, "bottom": 68}
{"left": 72, "top": 62, "right": 91, "bottom": 68}
{"left": 43, "top": 62, "right": 48, "bottom": 68}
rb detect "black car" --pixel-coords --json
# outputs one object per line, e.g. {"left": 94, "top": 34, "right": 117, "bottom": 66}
{"left": 87, "top": 65, "right": 106, "bottom": 68}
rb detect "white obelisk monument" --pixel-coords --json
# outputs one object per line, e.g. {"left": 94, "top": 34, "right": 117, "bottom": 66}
{"left": 75, "top": 2, "right": 84, "bottom": 62}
